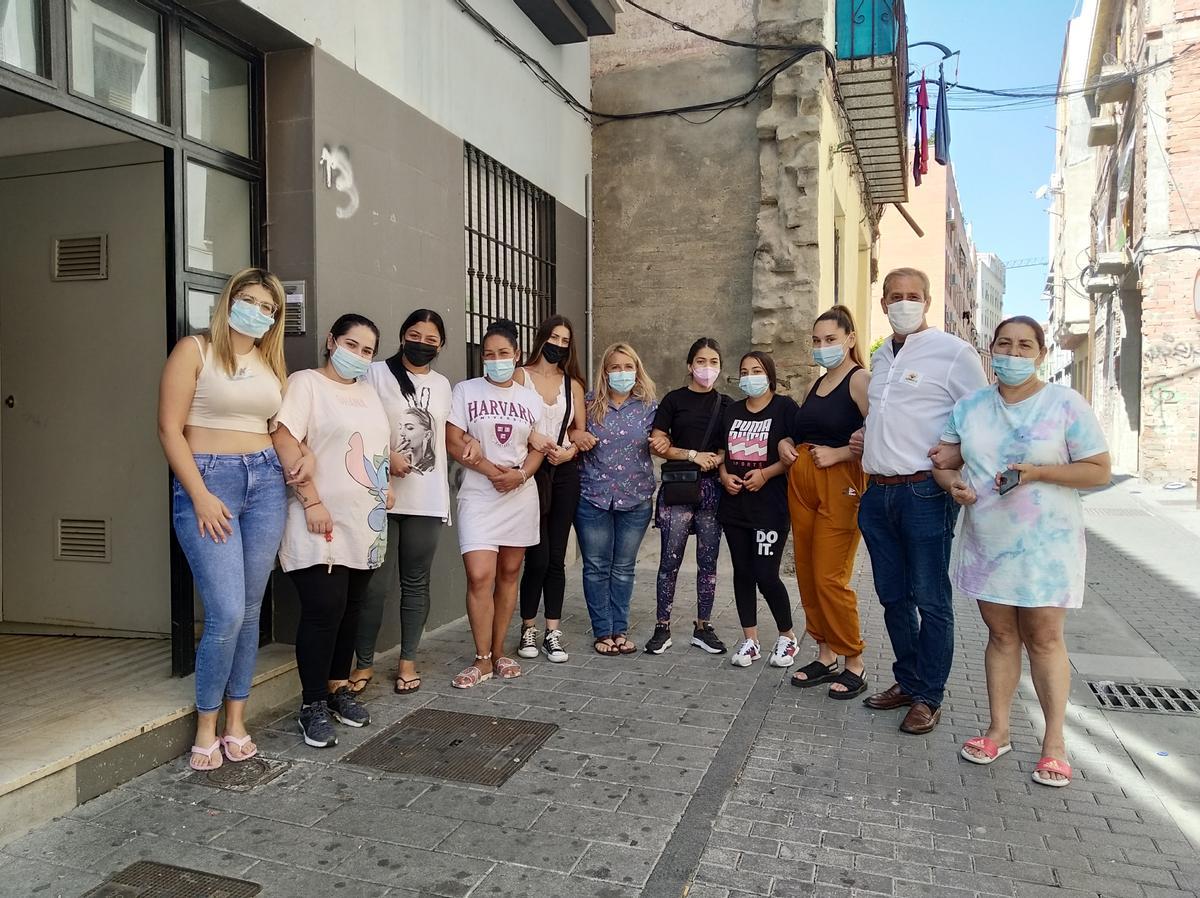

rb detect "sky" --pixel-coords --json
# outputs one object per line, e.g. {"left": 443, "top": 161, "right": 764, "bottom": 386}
{"left": 902, "top": 0, "right": 1080, "bottom": 321}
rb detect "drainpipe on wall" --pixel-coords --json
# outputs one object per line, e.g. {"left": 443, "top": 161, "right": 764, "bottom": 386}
{"left": 585, "top": 173, "right": 594, "bottom": 385}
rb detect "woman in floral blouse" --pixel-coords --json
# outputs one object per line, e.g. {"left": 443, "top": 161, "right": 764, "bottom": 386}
{"left": 572, "top": 343, "right": 658, "bottom": 655}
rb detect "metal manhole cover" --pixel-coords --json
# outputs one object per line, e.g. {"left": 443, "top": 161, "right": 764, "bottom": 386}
{"left": 342, "top": 708, "right": 557, "bottom": 786}
{"left": 1089, "top": 681, "right": 1200, "bottom": 714}
{"left": 81, "top": 861, "right": 260, "bottom": 897}
{"left": 183, "top": 757, "right": 289, "bottom": 792}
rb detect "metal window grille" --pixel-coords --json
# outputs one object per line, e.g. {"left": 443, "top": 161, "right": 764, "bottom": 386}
{"left": 464, "top": 145, "right": 556, "bottom": 377}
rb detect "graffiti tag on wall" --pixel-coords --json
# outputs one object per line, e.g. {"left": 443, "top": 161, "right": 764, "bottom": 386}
{"left": 320, "top": 145, "right": 359, "bottom": 219}
{"left": 1144, "top": 340, "right": 1200, "bottom": 363}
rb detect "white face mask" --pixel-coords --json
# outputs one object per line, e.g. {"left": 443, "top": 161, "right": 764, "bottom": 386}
{"left": 886, "top": 300, "right": 926, "bottom": 336}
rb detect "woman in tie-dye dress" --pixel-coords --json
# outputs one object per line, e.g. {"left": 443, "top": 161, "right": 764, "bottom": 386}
{"left": 934, "top": 316, "right": 1110, "bottom": 789}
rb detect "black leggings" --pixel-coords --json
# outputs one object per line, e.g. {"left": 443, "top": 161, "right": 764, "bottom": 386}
{"left": 724, "top": 523, "right": 793, "bottom": 632}
{"left": 520, "top": 460, "right": 580, "bottom": 622}
{"left": 290, "top": 564, "right": 375, "bottom": 704}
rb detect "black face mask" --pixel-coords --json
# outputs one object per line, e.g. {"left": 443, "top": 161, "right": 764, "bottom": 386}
{"left": 541, "top": 343, "right": 568, "bottom": 365}
{"left": 402, "top": 341, "right": 439, "bottom": 367}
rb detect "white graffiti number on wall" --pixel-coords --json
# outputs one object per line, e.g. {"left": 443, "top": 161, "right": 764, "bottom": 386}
{"left": 320, "top": 145, "right": 359, "bottom": 219}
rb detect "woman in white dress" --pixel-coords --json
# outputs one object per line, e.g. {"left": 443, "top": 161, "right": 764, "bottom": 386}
{"left": 446, "top": 319, "right": 547, "bottom": 687}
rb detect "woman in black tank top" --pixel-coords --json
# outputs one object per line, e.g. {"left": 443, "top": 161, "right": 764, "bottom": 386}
{"left": 779, "top": 306, "right": 871, "bottom": 699}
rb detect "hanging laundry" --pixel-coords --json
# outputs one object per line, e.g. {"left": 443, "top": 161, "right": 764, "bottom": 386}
{"left": 934, "top": 63, "right": 952, "bottom": 165}
{"left": 913, "top": 73, "right": 929, "bottom": 186}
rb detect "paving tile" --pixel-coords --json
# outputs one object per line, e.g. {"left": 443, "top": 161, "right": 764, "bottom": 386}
{"left": 331, "top": 841, "right": 493, "bottom": 897}
{"left": 528, "top": 804, "right": 675, "bottom": 850}
{"left": 312, "top": 802, "right": 462, "bottom": 849}
{"left": 436, "top": 820, "right": 589, "bottom": 872}
{"left": 0, "top": 856, "right": 105, "bottom": 898}
{"left": 572, "top": 841, "right": 661, "bottom": 886}
{"left": 243, "top": 859, "right": 392, "bottom": 898}
{"left": 2, "top": 819, "right": 135, "bottom": 870}
{"left": 208, "top": 815, "right": 360, "bottom": 870}
{"left": 407, "top": 781, "right": 549, "bottom": 826}
{"left": 90, "top": 833, "right": 260, "bottom": 878}
{"left": 88, "top": 793, "right": 248, "bottom": 843}
{"left": 470, "top": 865, "right": 640, "bottom": 898}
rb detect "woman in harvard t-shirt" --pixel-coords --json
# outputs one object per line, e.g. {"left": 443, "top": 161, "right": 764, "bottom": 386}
{"left": 446, "top": 319, "right": 547, "bottom": 688}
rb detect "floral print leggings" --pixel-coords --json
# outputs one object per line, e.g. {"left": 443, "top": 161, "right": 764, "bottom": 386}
{"left": 654, "top": 475, "right": 721, "bottom": 623}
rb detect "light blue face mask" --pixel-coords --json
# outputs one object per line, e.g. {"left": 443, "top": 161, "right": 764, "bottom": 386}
{"left": 484, "top": 358, "right": 516, "bottom": 383}
{"left": 813, "top": 343, "right": 846, "bottom": 369}
{"left": 739, "top": 374, "right": 770, "bottom": 397}
{"left": 229, "top": 300, "right": 274, "bottom": 340}
{"left": 608, "top": 370, "right": 636, "bottom": 394}
{"left": 331, "top": 344, "right": 371, "bottom": 380}
{"left": 992, "top": 354, "right": 1037, "bottom": 386}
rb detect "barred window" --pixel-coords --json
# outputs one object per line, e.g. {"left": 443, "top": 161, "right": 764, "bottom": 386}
{"left": 464, "top": 145, "right": 556, "bottom": 377}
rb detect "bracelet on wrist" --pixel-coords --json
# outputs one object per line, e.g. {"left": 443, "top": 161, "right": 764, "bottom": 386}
{"left": 304, "top": 499, "right": 322, "bottom": 509}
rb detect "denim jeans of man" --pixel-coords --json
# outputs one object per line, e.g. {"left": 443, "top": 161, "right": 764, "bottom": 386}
{"left": 576, "top": 498, "right": 653, "bottom": 637}
{"left": 172, "top": 450, "right": 286, "bottom": 713}
{"left": 857, "top": 478, "right": 959, "bottom": 708}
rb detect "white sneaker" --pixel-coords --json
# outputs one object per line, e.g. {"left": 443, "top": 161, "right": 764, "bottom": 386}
{"left": 542, "top": 629, "right": 569, "bottom": 663}
{"left": 730, "top": 638, "right": 761, "bottom": 667}
{"left": 769, "top": 635, "right": 799, "bottom": 667}
{"left": 517, "top": 626, "right": 540, "bottom": 659}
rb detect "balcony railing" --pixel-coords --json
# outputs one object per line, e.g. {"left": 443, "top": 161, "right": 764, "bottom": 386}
{"left": 833, "top": 0, "right": 909, "bottom": 204}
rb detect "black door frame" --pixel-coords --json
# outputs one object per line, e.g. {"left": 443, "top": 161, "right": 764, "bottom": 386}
{"left": 0, "top": 0, "right": 266, "bottom": 675}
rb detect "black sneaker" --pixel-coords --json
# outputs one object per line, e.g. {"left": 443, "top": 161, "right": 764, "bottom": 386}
{"left": 644, "top": 623, "right": 673, "bottom": 655}
{"left": 298, "top": 701, "right": 338, "bottom": 748}
{"left": 517, "top": 625, "right": 540, "bottom": 659}
{"left": 691, "top": 622, "right": 727, "bottom": 654}
{"left": 542, "top": 629, "right": 569, "bottom": 663}
{"left": 328, "top": 686, "right": 371, "bottom": 728}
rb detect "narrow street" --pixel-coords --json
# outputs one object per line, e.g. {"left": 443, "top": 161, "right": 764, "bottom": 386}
{"left": 3, "top": 480, "right": 1198, "bottom": 898}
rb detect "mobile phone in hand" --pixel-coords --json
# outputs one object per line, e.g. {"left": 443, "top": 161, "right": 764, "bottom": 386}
{"left": 997, "top": 468, "right": 1021, "bottom": 496}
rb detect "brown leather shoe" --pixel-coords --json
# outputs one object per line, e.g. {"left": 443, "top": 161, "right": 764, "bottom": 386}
{"left": 863, "top": 683, "right": 913, "bottom": 710}
{"left": 899, "top": 702, "right": 941, "bottom": 735}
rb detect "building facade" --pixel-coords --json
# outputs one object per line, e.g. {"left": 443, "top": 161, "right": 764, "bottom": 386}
{"left": 589, "top": 0, "right": 908, "bottom": 395}
{"left": 975, "top": 251, "right": 1006, "bottom": 355}
{"left": 0, "top": 0, "right": 604, "bottom": 788}
{"left": 1046, "top": 0, "right": 1200, "bottom": 483}
{"left": 872, "top": 158, "right": 978, "bottom": 346}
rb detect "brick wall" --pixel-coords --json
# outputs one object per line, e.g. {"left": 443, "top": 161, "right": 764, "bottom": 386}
{"left": 1137, "top": 9, "right": 1200, "bottom": 482}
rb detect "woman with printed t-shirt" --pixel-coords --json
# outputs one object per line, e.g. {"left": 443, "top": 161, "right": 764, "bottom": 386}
{"left": 271, "top": 314, "right": 393, "bottom": 748}
{"left": 574, "top": 343, "right": 658, "bottom": 656}
{"left": 514, "top": 315, "right": 587, "bottom": 664}
{"left": 350, "top": 309, "right": 476, "bottom": 696}
{"left": 646, "top": 337, "right": 730, "bottom": 656}
{"left": 719, "top": 352, "right": 801, "bottom": 669}
{"left": 159, "top": 268, "right": 289, "bottom": 771}
{"left": 779, "top": 305, "right": 871, "bottom": 699}
{"left": 446, "top": 319, "right": 547, "bottom": 688}
{"left": 938, "top": 317, "right": 1110, "bottom": 788}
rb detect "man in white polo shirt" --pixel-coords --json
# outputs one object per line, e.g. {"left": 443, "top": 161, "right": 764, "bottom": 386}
{"left": 858, "top": 268, "right": 987, "bottom": 734}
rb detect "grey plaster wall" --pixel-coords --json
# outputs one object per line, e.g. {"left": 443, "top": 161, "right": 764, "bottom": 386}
{"left": 591, "top": 51, "right": 759, "bottom": 392}
{"left": 555, "top": 201, "right": 590, "bottom": 378}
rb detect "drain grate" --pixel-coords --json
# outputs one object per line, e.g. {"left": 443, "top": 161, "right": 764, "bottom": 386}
{"left": 1088, "top": 681, "right": 1200, "bottom": 714}
{"left": 183, "top": 757, "right": 290, "bottom": 792}
{"left": 82, "top": 861, "right": 260, "bottom": 897}
{"left": 342, "top": 708, "right": 557, "bottom": 786}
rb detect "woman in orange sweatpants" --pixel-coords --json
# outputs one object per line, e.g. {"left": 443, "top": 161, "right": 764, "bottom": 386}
{"left": 782, "top": 305, "right": 871, "bottom": 699}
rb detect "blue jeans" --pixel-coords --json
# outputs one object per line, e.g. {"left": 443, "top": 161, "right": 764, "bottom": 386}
{"left": 576, "top": 498, "right": 653, "bottom": 637}
{"left": 172, "top": 450, "right": 286, "bottom": 713}
{"left": 857, "top": 478, "right": 959, "bottom": 708}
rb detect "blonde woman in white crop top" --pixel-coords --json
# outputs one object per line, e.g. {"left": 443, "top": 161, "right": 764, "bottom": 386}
{"left": 158, "top": 268, "right": 293, "bottom": 773}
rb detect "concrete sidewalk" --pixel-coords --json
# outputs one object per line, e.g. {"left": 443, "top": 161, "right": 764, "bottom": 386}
{"left": 3, "top": 478, "right": 1199, "bottom": 898}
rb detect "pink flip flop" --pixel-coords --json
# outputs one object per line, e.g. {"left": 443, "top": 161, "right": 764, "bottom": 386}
{"left": 960, "top": 736, "right": 1012, "bottom": 765}
{"left": 221, "top": 734, "right": 258, "bottom": 762}
{"left": 1032, "top": 756, "right": 1072, "bottom": 787}
{"left": 189, "top": 741, "right": 223, "bottom": 771}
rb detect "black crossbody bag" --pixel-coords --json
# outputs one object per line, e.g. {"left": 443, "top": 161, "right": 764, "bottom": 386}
{"left": 659, "top": 393, "right": 722, "bottom": 507}
{"left": 534, "top": 380, "right": 573, "bottom": 516}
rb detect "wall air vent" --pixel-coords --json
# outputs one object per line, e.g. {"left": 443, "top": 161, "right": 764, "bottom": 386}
{"left": 53, "top": 234, "right": 108, "bottom": 281}
{"left": 55, "top": 518, "right": 111, "bottom": 562}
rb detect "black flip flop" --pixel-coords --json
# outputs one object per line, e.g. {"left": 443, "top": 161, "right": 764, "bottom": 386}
{"left": 393, "top": 675, "right": 422, "bottom": 695}
{"left": 791, "top": 660, "right": 839, "bottom": 688}
{"left": 827, "top": 668, "right": 868, "bottom": 700}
